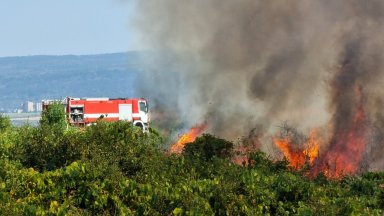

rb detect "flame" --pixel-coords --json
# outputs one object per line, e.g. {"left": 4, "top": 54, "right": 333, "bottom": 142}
{"left": 232, "top": 133, "right": 262, "bottom": 166}
{"left": 170, "top": 123, "right": 208, "bottom": 154}
{"left": 304, "top": 130, "right": 320, "bottom": 164}
{"left": 232, "top": 146, "right": 250, "bottom": 166}
{"left": 311, "top": 87, "right": 368, "bottom": 179}
{"left": 274, "top": 87, "right": 369, "bottom": 179}
{"left": 273, "top": 129, "right": 320, "bottom": 169}
{"left": 274, "top": 137, "right": 304, "bottom": 169}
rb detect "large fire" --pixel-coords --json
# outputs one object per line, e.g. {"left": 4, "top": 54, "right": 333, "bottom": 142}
{"left": 169, "top": 86, "right": 367, "bottom": 179}
{"left": 310, "top": 86, "right": 368, "bottom": 178}
{"left": 170, "top": 123, "right": 208, "bottom": 154}
{"left": 274, "top": 86, "right": 369, "bottom": 179}
{"left": 273, "top": 129, "right": 320, "bottom": 169}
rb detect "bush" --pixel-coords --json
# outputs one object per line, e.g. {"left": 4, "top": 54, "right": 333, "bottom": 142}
{"left": 12, "top": 125, "right": 82, "bottom": 171}
{"left": 1, "top": 122, "right": 384, "bottom": 214}
{"left": 0, "top": 116, "right": 15, "bottom": 159}
{"left": 40, "top": 101, "right": 67, "bottom": 129}
{"left": 0, "top": 114, "right": 11, "bottom": 132}
{"left": 183, "top": 134, "right": 233, "bottom": 161}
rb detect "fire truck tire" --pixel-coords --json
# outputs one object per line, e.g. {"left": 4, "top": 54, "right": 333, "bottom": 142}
{"left": 135, "top": 122, "right": 143, "bottom": 130}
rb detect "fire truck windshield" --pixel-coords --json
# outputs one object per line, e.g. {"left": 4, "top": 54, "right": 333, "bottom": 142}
{"left": 139, "top": 101, "right": 148, "bottom": 113}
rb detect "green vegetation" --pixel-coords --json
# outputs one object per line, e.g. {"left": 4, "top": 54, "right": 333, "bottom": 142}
{"left": 0, "top": 114, "right": 11, "bottom": 133}
{"left": 0, "top": 114, "right": 383, "bottom": 215}
{"left": 40, "top": 102, "right": 67, "bottom": 130}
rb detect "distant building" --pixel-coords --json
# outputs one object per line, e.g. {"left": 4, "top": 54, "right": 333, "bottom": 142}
{"left": 34, "top": 102, "right": 42, "bottom": 112}
{"left": 23, "top": 101, "right": 34, "bottom": 113}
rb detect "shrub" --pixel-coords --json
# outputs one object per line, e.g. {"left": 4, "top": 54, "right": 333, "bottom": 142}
{"left": 183, "top": 134, "right": 233, "bottom": 161}
{"left": 40, "top": 101, "right": 67, "bottom": 129}
{"left": 0, "top": 114, "right": 11, "bottom": 132}
{"left": 2, "top": 121, "right": 384, "bottom": 214}
{"left": 12, "top": 125, "right": 82, "bottom": 171}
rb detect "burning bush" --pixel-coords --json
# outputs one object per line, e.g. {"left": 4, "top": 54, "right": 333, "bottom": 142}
{"left": 273, "top": 124, "right": 320, "bottom": 171}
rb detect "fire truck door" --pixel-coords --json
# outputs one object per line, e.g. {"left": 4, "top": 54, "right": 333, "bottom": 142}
{"left": 118, "top": 104, "right": 133, "bottom": 121}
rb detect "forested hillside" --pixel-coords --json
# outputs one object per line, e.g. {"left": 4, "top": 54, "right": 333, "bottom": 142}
{"left": 0, "top": 52, "right": 143, "bottom": 109}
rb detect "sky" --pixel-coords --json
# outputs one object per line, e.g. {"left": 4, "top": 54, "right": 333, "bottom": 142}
{"left": 0, "top": 0, "right": 139, "bottom": 57}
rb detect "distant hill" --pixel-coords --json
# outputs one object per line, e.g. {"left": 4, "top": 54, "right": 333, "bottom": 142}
{"left": 0, "top": 52, "right": 145, "bottom": 110}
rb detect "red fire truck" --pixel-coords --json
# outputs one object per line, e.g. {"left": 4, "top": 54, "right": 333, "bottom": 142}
{"left": 43, "top": 97, "right": 150, "bottom": 132}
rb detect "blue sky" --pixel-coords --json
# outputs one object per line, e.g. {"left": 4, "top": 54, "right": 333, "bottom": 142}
{"left": 0, "top": 0, "right": 139, "bottom": 57}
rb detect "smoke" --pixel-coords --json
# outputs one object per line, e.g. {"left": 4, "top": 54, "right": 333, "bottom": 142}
{"left": 132, "top": 1, "right": 384, "bottom": 169}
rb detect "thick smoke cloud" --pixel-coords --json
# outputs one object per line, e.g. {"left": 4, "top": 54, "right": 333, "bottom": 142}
{"left": 132, "top": 1, "right": 384, "bottom": 169}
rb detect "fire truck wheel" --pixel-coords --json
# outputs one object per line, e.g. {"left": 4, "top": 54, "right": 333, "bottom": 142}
{"left": 135, "top": 123, "right": 143, "bottom": 131}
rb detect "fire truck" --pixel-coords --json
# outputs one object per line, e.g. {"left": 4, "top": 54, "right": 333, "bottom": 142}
{"left": 43, "top": 97, "right": 150, "bottom": 132}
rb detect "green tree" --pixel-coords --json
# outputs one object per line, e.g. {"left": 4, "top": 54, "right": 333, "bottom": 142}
{"left": 183, "top": 134, "right": 233, "bottom": 161}
{"left": 40, "top": 101, "right": 67, "bottom": 129}
{"left": 0, "top": 114, "right": 11, "bottom": 132}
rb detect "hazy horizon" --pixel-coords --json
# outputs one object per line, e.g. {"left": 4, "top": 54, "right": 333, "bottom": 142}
{"left": 0, "top": 50, "right": 141, "bottom": 58}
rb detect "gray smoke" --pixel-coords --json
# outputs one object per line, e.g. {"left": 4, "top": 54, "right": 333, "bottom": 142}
{"left": 132, "top": 1, "right": 384, "bottom": 169}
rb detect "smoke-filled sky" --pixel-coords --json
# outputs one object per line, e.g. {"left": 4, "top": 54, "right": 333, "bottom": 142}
{"left": 0, "top": 0, "right": 138, "bottom": 57}
{"left": 2, "top": 0, "right": 384, "bottom": 170}
{"left": 133, "top": 1, "right": 384, "bottom": 171}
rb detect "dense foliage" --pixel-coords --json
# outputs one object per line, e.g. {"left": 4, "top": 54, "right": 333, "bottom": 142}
{"left": 40, "top": 102, "right": 67, "bottom": 130}
{"left": 0, "top": 114, "right": 384, "bottom": 215}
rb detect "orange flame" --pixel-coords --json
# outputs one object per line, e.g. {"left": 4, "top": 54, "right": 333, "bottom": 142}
{"left": 304, "top": 130, "right": 320, "bottom": 164}
{"left": 311, "top": 88, "right": 368, "bottom": 179}
{"left": 170, "top": 123, "right": 208, "bottom": 154}
{"left": 274, "top": 87, "right": 369, "bottom": 179}
{"left": 274, "top": 129, "right": 320, "bottom": 169}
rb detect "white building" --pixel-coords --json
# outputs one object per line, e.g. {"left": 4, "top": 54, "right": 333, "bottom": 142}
{"left": 34, "top": 102, "right": 42, "bottom": 112}
{"left": 23, "top": 101, "right": 34, "bottom": 113}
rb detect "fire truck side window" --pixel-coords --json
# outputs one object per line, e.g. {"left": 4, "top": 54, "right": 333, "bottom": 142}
{"left": 139, "top": 102, "right": 147, "bottom": 113}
